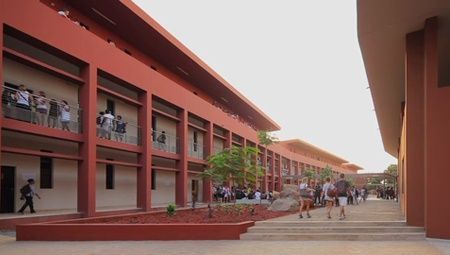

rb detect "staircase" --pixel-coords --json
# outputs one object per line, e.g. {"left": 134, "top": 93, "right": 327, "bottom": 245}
{"left": 240, "top": 220, "right": 425, "bottom": 241}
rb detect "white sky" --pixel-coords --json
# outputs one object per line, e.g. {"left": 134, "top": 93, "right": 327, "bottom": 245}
{"left": 133, "top": 0, "right": 397, "bottom": 172}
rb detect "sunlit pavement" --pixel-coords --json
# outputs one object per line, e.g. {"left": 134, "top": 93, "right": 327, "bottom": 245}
{"left": 0, "top": 199, "right": 449, "bottom": 255}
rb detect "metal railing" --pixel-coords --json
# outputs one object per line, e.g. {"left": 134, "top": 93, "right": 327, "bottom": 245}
{"left": 96, "top": 117, "right": 141, "bottom": 146}
{"left": 282, "top": 168, "right": 289, "bottom": 176}
{"left": 2, "top": 86, "right": 82, "bottom": 133}
{"left": 188, "top": 140, "right": 207, "bottom": 160}
{"left": 213, "top": 146, "right": 224, "bottom": 154}
{"left": 152, "top": 129, "right": 179, "bottom": 154}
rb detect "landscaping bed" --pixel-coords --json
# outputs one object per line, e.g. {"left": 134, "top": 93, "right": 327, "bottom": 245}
{"left": 16, "top": 204, "right": 296, "bottom": 241}
{"left": 80, "top": 204, "right": 293, "bottom": 224}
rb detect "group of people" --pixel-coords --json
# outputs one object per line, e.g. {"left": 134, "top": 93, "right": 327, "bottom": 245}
{"left": 376, "top": 186, "right": 396, "bottom": 200}
{"left": 299, "top": 174, "right": 366, "bottom": 220}
{"left": 212, "top": 185, "right": 272, "bottom": 203}
{"left": 97, "top": 110, "right": 128, "bottom": 142}
{"left": 2, "top": 85, "right": 72, "bottom": 131}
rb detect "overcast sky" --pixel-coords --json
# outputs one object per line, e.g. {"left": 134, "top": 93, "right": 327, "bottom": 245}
{"left": 133, "top": 0, "right": 397, "bottom": 172}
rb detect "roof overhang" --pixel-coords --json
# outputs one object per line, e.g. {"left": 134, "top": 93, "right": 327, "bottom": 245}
{"left": 357, "top": 0, "right": 450, "bottom": 157}
{"left": 279, "top": 139, "right": 349, "bottom": 165}
{"left": 65, "top": 0, "right": 281, "bottom": 131}
{"left": 342, "top": 163, "right": 363, "bottom": 171}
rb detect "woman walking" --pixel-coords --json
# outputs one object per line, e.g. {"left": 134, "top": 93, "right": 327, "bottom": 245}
{"left": 322, "top": 177, "right": 336, "bottom": 219}
{"left": 299, "top": 177, "right": 314, "bottom": 219}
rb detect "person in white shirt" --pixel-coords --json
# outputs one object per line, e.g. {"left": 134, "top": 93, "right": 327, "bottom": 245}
{"left": 60, "top": 100, "right": 71, "bottom": 131}
{"left": 35, "top": 91, "right": 48, "bottom": 126}
{"left": 102, "top": 109, "right": 115, "bottom": 139}
{"left": 57, "top": 8, "right": 70, "bottom": 19}
{"left": 299, "top": 177, "right": 314, "bottom": 219}
{"left": 321, "top": 177, "right": 336, "bottom": 219}
{"left": 15, "top": 84, "right": 31, "bottom": 122}
{"left": 254, "top": 189, "right": 262, "bottom": 200}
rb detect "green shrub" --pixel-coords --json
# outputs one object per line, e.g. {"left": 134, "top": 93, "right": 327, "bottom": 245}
{"left": 166, "top": 203, "right": 176, "bottom": 217}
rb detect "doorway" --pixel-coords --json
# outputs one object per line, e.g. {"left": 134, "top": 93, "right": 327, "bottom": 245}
{"left": 191, "top": 180, "right": 199, "bottom": 202}
{"left": 1, "top": 166, "right": 15, "bottom": 213}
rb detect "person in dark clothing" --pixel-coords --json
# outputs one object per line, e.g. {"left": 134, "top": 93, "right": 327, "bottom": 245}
{"left": 18, "top": 179, "right": 41, "bottom": 214}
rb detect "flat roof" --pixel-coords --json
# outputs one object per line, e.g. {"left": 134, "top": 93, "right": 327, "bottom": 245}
{"left": 357, "top": 0, "right": 450, "bottom": 157}
{"left": 65, "top": 0, "right": 281, "bottom": 131}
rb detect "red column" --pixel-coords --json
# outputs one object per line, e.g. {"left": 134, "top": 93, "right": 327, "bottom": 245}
{"left": 405, "top": 30, "right": 425, "bottom": 227}
{"left": 270, "top": 153, "right": 275, "bottom": 191}
{"left": 277, "top": 155, "right": 282, "bottom": 192}
{"left": 137, "top": 92, "right": 152, "bottom": 211}
{"left": 78, "top": 64, "right": 97, "bottom": 217}
{"left": 176, "top": 110, "right": 188, "bottom": 207}
{"left": 262, "top": 148, "right": 268, "bottom": 192}
{"left": 0, "top": 19, "right": 3, "bottom": 167}
{"left": 202, "top": 121, "right": 213, "bottom": 203}
{"left": 424, "top": 17, "right": 450, "bottom": 239}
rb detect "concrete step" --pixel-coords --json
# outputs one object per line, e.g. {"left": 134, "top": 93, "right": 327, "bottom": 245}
{"left": 240, "top": 232, "right": 426, "bottom": 241}
{"left": 247, "top": 226, "right": 424, "bottom": 234}
{"left": 255, "top": 221, "right": 408, "bottom": 227}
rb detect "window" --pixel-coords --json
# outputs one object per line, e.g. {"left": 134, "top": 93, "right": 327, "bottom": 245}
{"left": 193, "top": 131, "right": 198, "bottom": 151}
{"left": 106, "top": 164, "right": 115, "bottom": 189}
{"left": 40, "top": 157, "right": 53, "bottom": 189}
{"left": 106, "top": 99, "right": 115, "bottom": 116}
{"left": 151, "top": 170, "right": 156, "bottom": 190}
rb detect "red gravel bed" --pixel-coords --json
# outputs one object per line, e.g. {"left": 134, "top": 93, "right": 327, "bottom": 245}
{"left": 82, "top": 205, "right": 294, "bottom": 224}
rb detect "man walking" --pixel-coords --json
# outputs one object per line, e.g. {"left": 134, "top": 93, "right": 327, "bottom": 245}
{"left": 18, "top": 179, "right": 41, "bottom": 214}
{"left": 335, "top": 173, "right": 350, "bottom": 220}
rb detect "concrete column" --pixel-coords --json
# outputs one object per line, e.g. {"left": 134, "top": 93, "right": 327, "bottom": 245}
{"left": 78, "top": 64, "right": 97, "bottom": 217}
{"left": 276, "top": 155, "right": 282, "bottom": 192}
{"left": 424, "top": 17, "right": 450, "bottom": 239}
{"left": 0, "top": 20, "right": 3, "bottom": 166}
{"left": 270, "top": 153, "right": 275, "bottom": 191}
{"left": 405, "top": 30, "right": 425, "bottom": 227}
{"left": 202, "top": 121, "right": 213, "bottom": 203}
{"left": 137, "top": 92, "right": 152, "bottom": 211}
{"left": 262, "top": 148, "right": 268, "bottom": 192}
{"left": 176, "top": 110, "right": 188, "bottom": 207}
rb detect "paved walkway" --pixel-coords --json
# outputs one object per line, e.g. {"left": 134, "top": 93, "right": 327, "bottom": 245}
{"left": 270, "top": 197, "right": 405, "bottom": 222}
{"left": 0, "top": 199, "right": 449, "bottom": 255}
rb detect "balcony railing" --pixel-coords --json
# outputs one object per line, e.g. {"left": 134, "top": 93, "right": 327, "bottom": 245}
{"left": 282, "top": 168, "right": 289, "bottom": 176}
{"left": 152, "top": 130, "right": 179, "bottom": 154}
{"left": 96, "top": 117, "right": 141, "bottom": 146}
{"left": 2, "top": 86, "right": 82, "bottom": 133}
{"left": 188, "top": 141, "right": 207, "bottom": 160}
{"left": 213, "top": 145, "right": 224, "bottom": 154}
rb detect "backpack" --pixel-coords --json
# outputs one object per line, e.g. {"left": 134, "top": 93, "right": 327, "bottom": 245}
{"left": 20, "top": 184, "right": 31, "bottom": 197}
{"left": 327, "top": 187, "right": 337, "bottom": 198}
{"left": 336, "top": 180, "right": 348, "bottom": 197}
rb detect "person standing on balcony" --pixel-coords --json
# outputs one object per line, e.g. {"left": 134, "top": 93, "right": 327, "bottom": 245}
{"left": 102, "top": 109, "right": 115, "bottom": 140}
{"left": 114, "top": 115, "right": 127, "bottom": 142}
{"left": 15, "top": 84, "right": 31, "bottom": 122}
{"left": 57, "top": 8, "right": 70, "bottom": 19}
{"left": 35, "top": 91, "right": 48, "bottom": 126}
{"left": 156, "top": 130, "right": 167, "bottom": 150}
{"left": 60, "top": 100, "right": 71, "bottom": 131}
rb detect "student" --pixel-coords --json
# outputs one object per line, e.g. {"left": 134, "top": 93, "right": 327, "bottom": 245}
{"left": 322, "top": 177, "right": 335, "bottom": 219}
{"left": 35, "top": 91, "right": 48, "bottom": 126}
{"left": 335, "top": 173, "right": 351, "bottom": 220}
{"left": 57, "top": 8, "right": 70, "bottom": 19}
{"left": 96, "top": 111, "right": 105, "bottom": 138}
{"left": 102, "top": 109, "right": 115, "bottom": 139}
{"left": 60, "top": 100, "right": 71, "bottom": 131}
{"left": 114, "top": 115, "right": 127, "bottom": 142}
{"left": 18, "top": 179, "right": 41, "bottom": 214}
{"left": 254, "top": 189, "right": 262, "bottom": 201}
{"left": 156, "top": 131, "right": 167, "bottom": 150}
{"left": 48, "top": 99, "right": 58, "bottom": 128}
{"left": 15, "top": 84, "right": 31, "bottom": 122}
{"left": 299, "top": 177, "right": 314, "bottom": 219}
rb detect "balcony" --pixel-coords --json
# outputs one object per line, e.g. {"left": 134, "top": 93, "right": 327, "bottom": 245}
{"left": 188, "top": 140, "right": 207, "bottom": 160}
{"left": 2, "top": 86, "right": 82, "bottom": 133}
{"left": 282, "top": 168, "right": 289, "bottom": 176}
{"left": 96, "top": 117, "right": 141, "bottom": 146}
{"left": 213, "top": 145, "right": 224, "bottom": 154}
{"left": 152, "top": 130, "right": 179, "bottom": 154}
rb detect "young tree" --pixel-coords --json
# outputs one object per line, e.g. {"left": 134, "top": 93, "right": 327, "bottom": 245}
{"left": 200, "top": 146, "right": 263, "bottom": 189}
{"left": 303, "top": 168, "right": 316, "bottom": 181}
{"left": 319, "top": 165, "right": 333, "bottom": 182}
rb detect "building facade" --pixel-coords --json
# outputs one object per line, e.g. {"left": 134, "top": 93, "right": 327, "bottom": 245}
{"left": 358, "top": 0, "right": 450, "bottom": 239}
{"left": 0, "top": 0, "right": 359, "bottom": 222}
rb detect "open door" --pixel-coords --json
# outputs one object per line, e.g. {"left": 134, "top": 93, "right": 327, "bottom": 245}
{"left": 1, "top": 166, "right": 15, "bottom": 213}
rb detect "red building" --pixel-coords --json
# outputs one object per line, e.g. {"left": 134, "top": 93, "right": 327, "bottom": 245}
{"left": 0, "top": 0, "right": 360, "bottom": 226}
{"left": 358, "top": 0, "right": 450, "bottom": 239}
